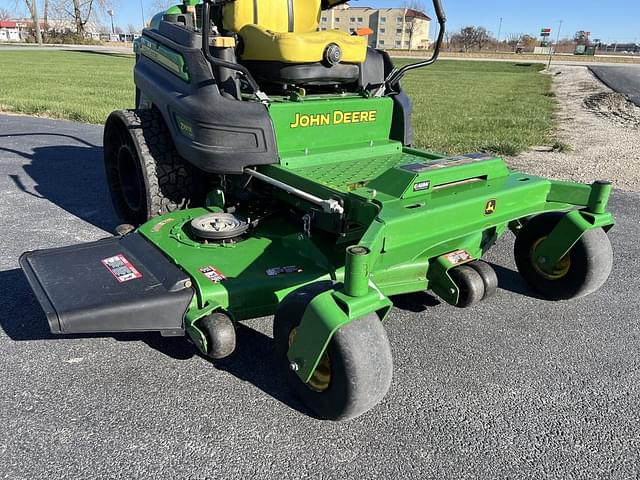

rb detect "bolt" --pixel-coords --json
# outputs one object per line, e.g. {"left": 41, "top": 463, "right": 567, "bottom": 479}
{"left": 289, "top": 362, "right": 300, "bottom": 372}
{"left": 184, "top": 280, "right": 192, "bottom": 289}
{"left": 449, "top": 288, "right": 456, "bottom": 295}
{"left": 538, "top": 256, "right": 547, "bottom": 264}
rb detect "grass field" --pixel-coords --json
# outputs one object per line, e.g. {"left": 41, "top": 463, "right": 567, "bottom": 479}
{"left": 0, "top": 50, "right": 555, "bottom": 155}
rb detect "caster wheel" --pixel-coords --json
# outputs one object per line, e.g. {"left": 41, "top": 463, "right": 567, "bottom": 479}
{"left": 449, "top": 264, "right": 485, "bottom": 308}
{"left": 514, "top": 212, "right": 613, "bottom": 300}
{"left": 115, "top": 223, "right": 135, "bottom": 236}
{"left": 273, "top": 282, "right": 393, "bottom": 421}
{"left": 468, "top": 260, "right": 498, "bottom": 300}
{"left": 197, "top": 313, "right": 236, "bottom": 359}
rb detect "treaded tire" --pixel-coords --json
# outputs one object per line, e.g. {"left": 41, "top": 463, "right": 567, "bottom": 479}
{"left": 273, "top": 282, "right": 393, "bottom": 421}
{"left": 449, "top": 265, "right": 485, "bottom": 308}
{"left": 104, "top": 109, "right": 205, "bottom": 226}
{"left": 514, "top": 212, "right": 613, "bottom": 300}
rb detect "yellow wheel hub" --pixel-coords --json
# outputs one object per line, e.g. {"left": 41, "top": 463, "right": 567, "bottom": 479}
{"left": 288, "top": 328, "right": 331, "bottom": 392}
{"left": 531, "top": 237, "right": 571, "bottom": 280}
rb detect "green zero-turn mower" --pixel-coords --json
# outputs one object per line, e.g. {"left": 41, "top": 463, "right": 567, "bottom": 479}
{"left": 20, "top": 0, "right": 615, "bottom": 421}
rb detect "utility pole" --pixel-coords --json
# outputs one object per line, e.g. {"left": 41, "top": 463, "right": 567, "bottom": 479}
{"left": 140, "top": 0, "right": 145, "bottom": 30}
{"left": 107, "top": 9, "right": 115, "bottom": 34}
{"left": 547, "top": 19, "right": 562, "bottom": 70}
{"left": 496, "top": 17, "right": 503, "bottom": 51}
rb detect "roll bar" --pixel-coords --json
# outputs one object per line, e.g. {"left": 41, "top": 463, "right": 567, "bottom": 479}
{"left": 383, "top": 0, "right": 447, "bottom": 92}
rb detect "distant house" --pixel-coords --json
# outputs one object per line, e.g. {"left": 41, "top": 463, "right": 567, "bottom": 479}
{"left": 0, "top": 18, "right": 101, "bottom": 42}
{"left": 0, "top": 21, "right": 24, "bottom": 42}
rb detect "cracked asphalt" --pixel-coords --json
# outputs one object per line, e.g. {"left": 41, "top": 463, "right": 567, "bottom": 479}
{"left": 1, "top": 114, "right": 639, "bottom": 479}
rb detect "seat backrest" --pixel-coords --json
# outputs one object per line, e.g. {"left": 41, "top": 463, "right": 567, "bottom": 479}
{"left": 222, "top": 0, "right": 321, "bottom": 34}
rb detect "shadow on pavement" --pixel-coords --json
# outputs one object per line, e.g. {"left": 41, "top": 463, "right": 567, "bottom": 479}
{"left": 0, "top": 266, "right": 306, "bottom": 414}
{"left": 1, "top": 132, "right": 120, "bottom": 232}
{"left": 489, "top": 263, "right": 543, "bottom": 299}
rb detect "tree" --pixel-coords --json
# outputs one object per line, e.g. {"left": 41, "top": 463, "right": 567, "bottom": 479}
{"left": 127, "top": 23, "right": 137, "bottom": 34}
{"left": 474, "top": 26, "right": 490, "bottom": 50}
{"left": 452, "top": 26, "right": 477, "bottom": 52}
{"left": 43, "top": 0, "right": 49, "bottom": 40}
{"left": 21, "top": 0, "right": 43, "bottom": 45}
{"left": 0, "top": 8, "right": 12, "bottom": 21}
{"left": 52, "top": 0, "right": 112, "bottom": 36}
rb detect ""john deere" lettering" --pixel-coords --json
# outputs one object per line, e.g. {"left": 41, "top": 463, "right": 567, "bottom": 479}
{"left": 290, "top": 110, "right": 377, "bottom": 129}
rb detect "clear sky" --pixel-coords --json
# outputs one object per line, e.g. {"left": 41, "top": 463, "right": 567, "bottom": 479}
{"left": 3, "top": 0, "right": 639, "bottom": 43}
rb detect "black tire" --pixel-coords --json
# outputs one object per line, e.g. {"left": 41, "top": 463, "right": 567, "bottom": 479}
{"left": 104, "top": 109, "right": 205, "bottom": 226}
{"left": 514, "top": 212, "right": 613, "bottom": 300}
{"left": 197, "top": 312, "right": 236, "bottom": 359}
{"left": 468, "top": 260, "right": 498, "bottom": 300}
{"left": 273, "top": 282, "right": 393, "bottom": 421}
{"left": 449, "top": 264, "right": 485, "bottom": 308}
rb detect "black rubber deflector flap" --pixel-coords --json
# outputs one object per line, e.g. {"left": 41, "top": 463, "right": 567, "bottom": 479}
{"left": 19, "top": 233, "right": 193, "bottom": 336}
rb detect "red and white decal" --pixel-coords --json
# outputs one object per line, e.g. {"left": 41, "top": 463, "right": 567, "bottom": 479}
{"left": 444, "top": 250, "right": 472, "bottom": 266}
{"left": 200, "top": 266, "right": 226, "bottom": 283}
{"left": 102, "top": 254, "right": 143, "bottom": 283}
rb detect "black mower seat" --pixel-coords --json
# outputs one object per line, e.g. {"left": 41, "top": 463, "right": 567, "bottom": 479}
{"left": 222, "top": 0, "right": 367, "bottom": 84}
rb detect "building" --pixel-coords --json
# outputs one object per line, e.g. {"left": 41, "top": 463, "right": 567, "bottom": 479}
{"left": 0, "top": 21, "right": 28, "bottom": 42}
{"left": 319, "top": 5, "right": 431, "bottom": 50}
{"left": 0, "top": 18, "right": 101, "bottom": 42}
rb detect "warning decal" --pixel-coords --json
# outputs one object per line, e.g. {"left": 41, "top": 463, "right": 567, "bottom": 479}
{"left": 102, "top": 254, "right": 143, "bottom": 283}
{"left": 444, "top": 250, "right": 472, "bottom": 266}
{"left": 200, "top": 266, "right": 226, "bottom": 283}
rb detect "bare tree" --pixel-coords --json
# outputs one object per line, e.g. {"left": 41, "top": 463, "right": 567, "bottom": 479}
{"left": 21, "top": 0, "right": 43, "bottom": 44}
{"left": 0, "top": 8, "right": 12, "bottom": 20}
{"left": 51, "top": 0, "right": 112, "bottom": 36}
{"left": 474, "top": 26, "right": 491, "bottom": 50}
{"left": 43, "top": 0, "right": 49, "bottom": 40}
{"left": 127, "top": 23, "right": 137, "bottom": 34}
{"left": 452, "top": 26, "right": 476, "bottom": 52}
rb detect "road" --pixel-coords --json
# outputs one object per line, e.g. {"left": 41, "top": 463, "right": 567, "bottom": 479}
{"left": 1, "top": 115, "right": 639, "bottom": 479}
{"left": 590, "top": 66, "right": 640, "bottom": 106}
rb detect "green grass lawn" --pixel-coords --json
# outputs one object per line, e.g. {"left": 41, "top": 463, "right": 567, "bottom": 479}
{"left": 0, "top": 51, "right": 555, "bottom": 155}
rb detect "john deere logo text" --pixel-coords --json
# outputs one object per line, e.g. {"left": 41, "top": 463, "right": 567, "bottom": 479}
{"left": 290, "top": 110, "right": 377, "bottom": 128}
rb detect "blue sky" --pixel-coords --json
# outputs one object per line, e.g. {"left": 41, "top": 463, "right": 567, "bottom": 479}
{"left": 3, "top": 0, "right": 638, "bottom": 42}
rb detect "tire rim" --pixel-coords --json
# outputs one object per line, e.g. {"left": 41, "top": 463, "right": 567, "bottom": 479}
{"left": 289, "top": 328, "right": 331, "bottom": 393}
{"left": 116, "top": 144, "right": 144, "bottom": 213}
{"left": 531, "top": 237, "right": 571, "bottom": 280}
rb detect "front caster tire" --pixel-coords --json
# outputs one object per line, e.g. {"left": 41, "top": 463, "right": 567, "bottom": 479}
{"left": 514, "top": 212, "right": 613, "bottom": 300}
{"left": 104, "top": 109, "right": 205, "bottom": 226}
{"left": 449, "top": 264, "right": 485, "bottom": 308}
{"left": 468, "top": 260, "right": 498, "bottom": 300}
{"left": 273, "top": 283, "right": 393, "bottom": 421}
{"left": 197, "top": 313, "right": 236, "bottom": 359}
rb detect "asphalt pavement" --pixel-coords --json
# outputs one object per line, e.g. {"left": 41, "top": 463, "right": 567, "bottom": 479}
{"left": 1, "top": 115, "right": 639, "bottom": 479}
{"left": 590, "top": 66, "right": 640, "bottom": 106}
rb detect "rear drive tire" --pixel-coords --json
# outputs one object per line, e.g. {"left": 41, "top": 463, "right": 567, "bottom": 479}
{"left": 273, "top": 282, "right": 393, "bottom": 421}
{"left": 104, "top": 109, "right": 205, "bottom": 226}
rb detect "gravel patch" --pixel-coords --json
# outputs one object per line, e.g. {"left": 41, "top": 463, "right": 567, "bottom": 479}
{"left": 508, "top": 66, "right": 640, "bottom": 192}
